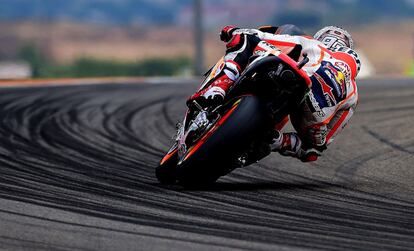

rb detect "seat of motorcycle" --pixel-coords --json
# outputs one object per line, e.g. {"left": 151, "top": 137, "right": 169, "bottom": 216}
{"left": 258, "top": 25, "right": 279, "bottom": 34}
{"left": 258, "top": 24, "right": 307, "bottom": 36}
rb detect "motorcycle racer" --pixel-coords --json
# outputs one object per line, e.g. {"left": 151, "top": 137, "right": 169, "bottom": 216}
{"left": 188, "top": 25, "right": 360, "bottom": 163}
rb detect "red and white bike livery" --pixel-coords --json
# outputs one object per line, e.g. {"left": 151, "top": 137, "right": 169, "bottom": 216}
{"left": 156, "top": 49, "right": 311, "bottom": 187}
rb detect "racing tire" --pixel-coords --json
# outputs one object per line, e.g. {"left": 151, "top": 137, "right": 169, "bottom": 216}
{"left": 156, "top": 147, "right": 178, "bottom": 184}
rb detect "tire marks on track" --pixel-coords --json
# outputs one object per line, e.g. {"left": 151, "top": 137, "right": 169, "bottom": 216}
{"left": 0, "top": 83, "right": 413, "bottom": 250}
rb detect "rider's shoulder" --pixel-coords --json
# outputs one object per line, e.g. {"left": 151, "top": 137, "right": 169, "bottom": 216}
{"left": 334, "top": 47, "right": 360, "bottom": 60}
{"left": 332, "top": 47, "right": 361, "bottom": 77}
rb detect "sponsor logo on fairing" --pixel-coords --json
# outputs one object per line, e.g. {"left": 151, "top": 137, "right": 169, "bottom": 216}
{"left": 259, "top": 41, "right": 278, "bottom": 51}
{"left": 254, "top": 49, "right": 266, "bottom": 56}
{"left": 233, "top": 29, "right": 258, "bottom": 36}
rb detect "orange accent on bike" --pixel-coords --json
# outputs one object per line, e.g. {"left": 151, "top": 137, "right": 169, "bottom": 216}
{"left": 258, "top": 25, "right": 272, "bottom": 30}
{"left": 182, "top": 99, "right": 242, "bottom": 162}
{"left": 266, "top": 40, "right": 297, "bottom": 48}
{"left": 160, "top": 148, "right": 178, "bottom": 165}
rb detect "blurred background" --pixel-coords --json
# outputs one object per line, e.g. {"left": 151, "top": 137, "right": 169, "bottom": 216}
{"left": 0, "top": 0, "right": 413, "bottom": 79}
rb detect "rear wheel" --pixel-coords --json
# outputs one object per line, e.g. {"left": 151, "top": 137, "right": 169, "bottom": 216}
{"left": 176, "top": 95, "right": 269, "bottom": 187}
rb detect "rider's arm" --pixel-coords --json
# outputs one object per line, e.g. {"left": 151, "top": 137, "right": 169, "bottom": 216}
{"left": 300, "top": 95, "right": 357, "bottom": 160}
{"left": 325, "top": 105, "right": 356, "bottom": 146}
{"left": 291, "top": 104, "right": 354, "bottom": 163}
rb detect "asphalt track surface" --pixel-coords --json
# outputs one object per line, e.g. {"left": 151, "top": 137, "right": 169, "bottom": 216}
{"left": 0, "top": 78, "right": 413, "bottom": 251}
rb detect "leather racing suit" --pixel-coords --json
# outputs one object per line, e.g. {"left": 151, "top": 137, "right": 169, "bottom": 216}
{"left": 190, "top": 26, "right": 361, "bottom": 162}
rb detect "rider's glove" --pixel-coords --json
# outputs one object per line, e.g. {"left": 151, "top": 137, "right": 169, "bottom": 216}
{"left": 271, "top": 132, "right": 323, "bottom": 162}
{"left": 271, "top": 132, "right": 302, "bottom": 157}
{"left": 220, "top": 25, "right": 239, "bottom": 42}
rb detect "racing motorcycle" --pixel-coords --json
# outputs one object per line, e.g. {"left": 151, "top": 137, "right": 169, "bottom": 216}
{"left": 156, "top": 46, "right": 311, "bottom": 187}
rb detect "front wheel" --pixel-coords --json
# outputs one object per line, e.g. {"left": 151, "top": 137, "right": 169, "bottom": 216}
{"left": 156, "top": 146, "right": 178, "bottom": 184}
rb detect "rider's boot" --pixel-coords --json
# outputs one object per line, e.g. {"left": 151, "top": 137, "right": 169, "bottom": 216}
{"left": 271, "top": 131, "right": 322, "bottom": 162}
{"left": 187, "top": 74, "right": 234, "bottom": 107}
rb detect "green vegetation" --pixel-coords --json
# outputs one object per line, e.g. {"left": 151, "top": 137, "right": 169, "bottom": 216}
{"left": 44, "top": 58, "right": 192, "bottom": 78}
{"left": 18, "top": 44, "right": 48, "bottom": 77}
{"left": 408, "top": 62, "right": 414, "bottom": 77}
{"left": 18, "top": 44, "right": 191, "bottom": 78}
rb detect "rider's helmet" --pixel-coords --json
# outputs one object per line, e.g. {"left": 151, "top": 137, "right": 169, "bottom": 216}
{"left": 314, "top": 26, "right": 354, "bottom": 50}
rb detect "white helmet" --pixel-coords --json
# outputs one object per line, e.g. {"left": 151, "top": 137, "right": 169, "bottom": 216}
{"left": 314, "top": 26, "right": 354, "bottom": 50}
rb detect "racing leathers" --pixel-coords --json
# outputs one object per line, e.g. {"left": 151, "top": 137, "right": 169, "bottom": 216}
{"left": 189, "top": 26, "right": 360, "bottom": 162}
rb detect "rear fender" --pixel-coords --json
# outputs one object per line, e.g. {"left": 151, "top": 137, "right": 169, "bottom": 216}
{"left": 176, "top": 95, "right": 270, "bottom": 185}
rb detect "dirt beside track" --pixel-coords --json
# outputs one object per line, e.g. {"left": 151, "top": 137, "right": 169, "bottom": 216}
{"left": 0, "top": 79, "right": 413, "bottom": 250}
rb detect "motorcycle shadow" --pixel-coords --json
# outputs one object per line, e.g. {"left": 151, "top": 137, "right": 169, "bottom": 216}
{"left": 155, "top": 181, "right": 335, "bottom": 192}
